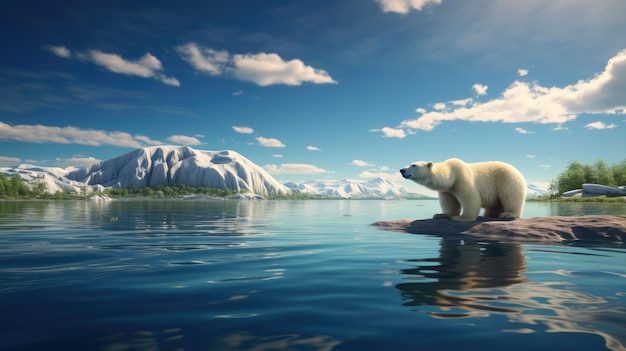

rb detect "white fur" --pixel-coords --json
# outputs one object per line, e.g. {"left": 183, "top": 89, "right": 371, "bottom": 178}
{"left": 400, "top": 158, "right": 526, "bottom": 222}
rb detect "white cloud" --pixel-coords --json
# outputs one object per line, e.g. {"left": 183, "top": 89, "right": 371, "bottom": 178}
{"left": 47, "top": 46, "right": 180, "bottom": 87}
{"left": 552, "top": 125, "right": 569, "bottom": 131}
{"left": 232, "top": 126, "right": 254, "bottom": 134}
{"left": 392, "top": 48, "right": 626, "bottom": 133}
{"left": 0, "top": 156, "right": 21, "bottom": 166}
{"left": 232, "top": 90, "right": 259, "bottom": 100}
{"left": 0, "top": 121, "right": 163, "bottom": 148}
{"left": 306, "top": 146, "right": 322, "bottom": 151}
{"left": 272, "top": 154, "right": 283, "bottom": 158}
{"left": 376, "top": 0, "right": 442, "bottom": 14}
{"left": 585, "top": 121, "right": 617, "bottom": 130}
{"left": 433, "top": 102, "right": 447, "bottom": 110}
{"left": 176, "top": 43, "right": 336, "bottom": 86}
{"left": 233, "top": 52, "right": 337, "bottom": 86}
{"left": 176, "top": 43, "right": 229, "bottom": 75}
{"left": 84, "top": 50, "right": 180, "bottom": 87}
{"left": 518, "top": 69, "right": 529, "bottom": 77}
{"left": 515, "top": 127, "right": 534, "bottom": 134}
{"left": 351, "top": 160, "right": 374, "bottom": 167}
{"left": 166, "top": 135, "right": 203, "bottom": 145}
{"left": 45, "top": 45, "right": 71, "bottom": 58}
{"left": 257, "top": 136, "right": 286, "bottom": 148}
{"left": 133, "top": 135, "right": 163, "bottom": 146}
{"left": 264, "top": 163, "right": 329, "bottom": 175}
{"left": 55, "top": 156, "right": 100, "bottom": 167}
{"left": 381, "top": 127, "right": 406, "bottom": 138}
{"left": 526, "top": 154, "right": 536, "bottom": 159}
{"left": 472, "top": 83, "right": 488, "bottom": 96}
{"left": 451, "top": 98, "right": 473, "bottom": 106}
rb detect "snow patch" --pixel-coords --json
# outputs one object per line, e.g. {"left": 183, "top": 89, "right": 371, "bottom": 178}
{"left": 284, "top": 177, "right": 428, "bottom": 198}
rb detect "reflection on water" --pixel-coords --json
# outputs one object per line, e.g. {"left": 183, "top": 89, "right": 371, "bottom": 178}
{"left": 524, "top": 201, "right": 626, "bottom": 217}
{"left": 397, "top": 234, "right": 626, "bottom": 350}
{"left": 397, "top": 236, "right": 528, "bottom": 317}
{"left": 98, "top": 329, "right": 342, "bottom": 351}
{"left": 504, "top": 280, "right": 626, "bottom": 351}
{"left": 209, "top": 331, "right": 342, "bottom": 351}
{"left": 1, "top": 200, "right": 626, "bottom": 351}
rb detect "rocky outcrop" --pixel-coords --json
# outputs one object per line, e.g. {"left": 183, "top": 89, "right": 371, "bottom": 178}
{"left": 372, "top": 215, "right": 626, "bottom": 244}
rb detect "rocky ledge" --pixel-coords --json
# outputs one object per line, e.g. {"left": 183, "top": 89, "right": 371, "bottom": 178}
{"left": 371, "top": 215, "right": 626, "bottom": 245}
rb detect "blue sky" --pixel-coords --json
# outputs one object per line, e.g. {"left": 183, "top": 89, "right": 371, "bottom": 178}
{"left": 1, "top": 0, "right": 626, "bottom": 191}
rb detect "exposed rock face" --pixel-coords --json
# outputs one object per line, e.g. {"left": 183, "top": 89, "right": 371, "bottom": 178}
{"left": 372, "top": 215, "right": 626, "bottom": 244}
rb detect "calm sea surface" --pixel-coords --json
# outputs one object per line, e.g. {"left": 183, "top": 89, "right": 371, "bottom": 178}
{"left": 1, "top": 199, "right": 625, "bottom": 351}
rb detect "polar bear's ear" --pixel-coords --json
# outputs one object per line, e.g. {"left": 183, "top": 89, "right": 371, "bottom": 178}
{"left": 427, "top": 162, "right": 433, "bottom": 168}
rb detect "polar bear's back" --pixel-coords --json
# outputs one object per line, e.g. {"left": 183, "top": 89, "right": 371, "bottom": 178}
{"left": 468, "top": 161, "right": 526, "bottom": 206}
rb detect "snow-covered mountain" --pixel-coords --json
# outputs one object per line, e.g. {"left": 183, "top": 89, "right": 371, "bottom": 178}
{"left": 2, "top": 146, "right": 291, "bottom": 196}
{"left": 0, "top": 164, "right": 87, "bottom": 194}
{"left": 283, "top": 177, "right": 431, "bottom": 199}
{"left": 526, "top": 182, "right": 552, "bottom": 198}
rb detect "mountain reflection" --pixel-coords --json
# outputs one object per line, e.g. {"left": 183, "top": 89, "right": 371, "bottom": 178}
{"left": 396, "top": 235, "right": 626, "bottom": 350}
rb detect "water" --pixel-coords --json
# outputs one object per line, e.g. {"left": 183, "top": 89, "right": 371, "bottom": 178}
{"left": 1, "top": 199, "right": 625, "bottom": 351}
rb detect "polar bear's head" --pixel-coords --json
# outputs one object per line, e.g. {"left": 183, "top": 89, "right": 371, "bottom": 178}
{"left": 399, "top": 161, "right": 433, "bottom": 183}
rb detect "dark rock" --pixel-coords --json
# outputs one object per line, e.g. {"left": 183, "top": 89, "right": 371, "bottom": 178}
{"left": 371, "top": 215, "right": 626, "bottom": 245}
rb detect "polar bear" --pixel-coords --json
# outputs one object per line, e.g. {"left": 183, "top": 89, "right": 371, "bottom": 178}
{"left": 400, "top": 158, "right": 526, "bottom": 222}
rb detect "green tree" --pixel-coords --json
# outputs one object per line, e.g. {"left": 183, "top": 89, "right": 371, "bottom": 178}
{"left": 32, "top": 182, "right": 48, "bottom": 196}
{"left": 610, "top": 160, "right": 626, "bottom": 186}
{"left": 550, "top": 158, "right": 626, "bottom": 195}
{"left": 0, "top": 173, "right": 7, "bottom": 197}
{"left": 550, "top": 160, "right": 586, "bottom": 194}
{"left": 593, "top": 159, "right": 615, "bottom": 187}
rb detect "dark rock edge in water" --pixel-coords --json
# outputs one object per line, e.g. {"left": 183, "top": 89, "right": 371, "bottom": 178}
{"left": 371, "top": 215, "right": 626, "bottom": 245}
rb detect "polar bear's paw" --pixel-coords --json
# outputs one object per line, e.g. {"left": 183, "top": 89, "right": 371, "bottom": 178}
{"left": 451, "top": 215, "right": 478, "bottom": 222}
{"left": 433, "top": 213, "right": 452, "bottom": 220}
{"left": 498, "top": 212, "right": 519, "bottom": 219}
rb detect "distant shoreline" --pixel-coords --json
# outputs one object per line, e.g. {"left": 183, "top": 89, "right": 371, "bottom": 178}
{"left": 527, "top": 195, "right": 626, "bottom": 203}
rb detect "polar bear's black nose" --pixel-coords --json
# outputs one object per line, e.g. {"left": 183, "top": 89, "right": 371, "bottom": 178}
{"left": 400, "top": 169, "right": 407, "bottom": 177}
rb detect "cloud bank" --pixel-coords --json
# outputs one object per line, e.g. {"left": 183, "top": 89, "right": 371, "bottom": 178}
{"left": 0, "top": 121, "right": 162, "bottom": 148}
{"left": 0, "top": 156, "right": 22, "bottom": 166}
{"left": 176, "top": 43, "right": 336, "bottom": 86}
{"left": 0, "top": 121, "right": 199, "bottom": 149}
{"left": 56, "top": 156, "right": 101, "bottom": 167}
{"left": 379, "top": 48, "right": 626, "bottom": 136}
{"left": 264, "top": 163, "right": 329, "bottom": 175}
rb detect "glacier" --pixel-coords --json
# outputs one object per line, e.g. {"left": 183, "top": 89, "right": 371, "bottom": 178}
{"left": 283, "top": 177, "right": 426, "bottom": 199}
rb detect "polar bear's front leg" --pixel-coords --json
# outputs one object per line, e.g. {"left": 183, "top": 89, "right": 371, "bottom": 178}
{"left": 451, "top": 189, "right": 481, "bottom": 222}
{"left": 434, "top": 192, "right": 460, "bottom": 220}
